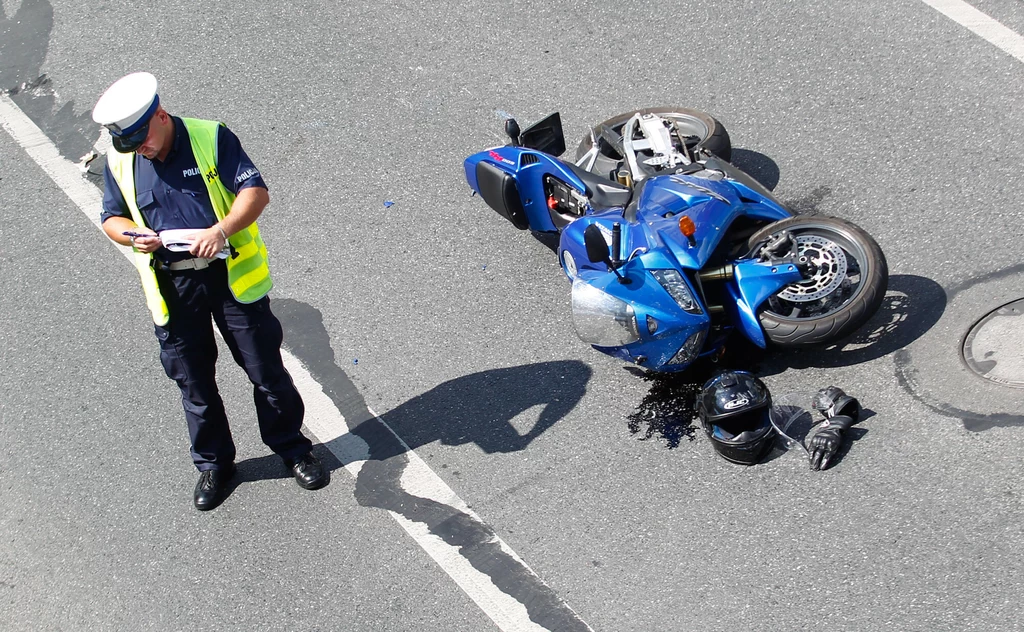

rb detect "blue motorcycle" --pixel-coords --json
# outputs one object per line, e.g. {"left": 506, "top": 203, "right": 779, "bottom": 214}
{"left": 464, "top": 108, "right": 888, "bottom": 372}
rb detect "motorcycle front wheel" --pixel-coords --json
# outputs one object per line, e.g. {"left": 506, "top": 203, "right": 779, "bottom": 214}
{"left": 746, "top": 216, "right": 888, "bottom": 347}
{"left": 574, "top": 107, "right": 732, "bottom": 180}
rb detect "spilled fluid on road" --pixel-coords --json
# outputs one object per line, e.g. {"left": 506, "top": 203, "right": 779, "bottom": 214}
{"left": 626, "top": 339, "right": 767, "bottom": 447}
{"left": 626, "top": 370, "right": 703, "bottom": 448}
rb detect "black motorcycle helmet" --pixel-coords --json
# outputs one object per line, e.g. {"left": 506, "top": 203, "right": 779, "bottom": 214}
{"left": 697, "top": 370, "right": 776, "bottom": 465}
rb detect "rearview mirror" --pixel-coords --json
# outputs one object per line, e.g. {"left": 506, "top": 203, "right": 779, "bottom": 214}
{"left": 519, "top": 112, "right": 566, "bottom": 157}
{"left": 584, "top": 223, "right": 631, "bottom": 284}
{"left": 504, "top": 118, "right": 522, "bottom": 145}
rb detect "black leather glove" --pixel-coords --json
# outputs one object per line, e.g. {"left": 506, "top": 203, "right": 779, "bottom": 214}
{"left": 812, "top": 385, "right": 861, "bottom": 422}
{"left": 808, "top": 414, "right": 854, "bottom": 470}
{"left": 808, "top": 386, "right": 862, "bottom": 471}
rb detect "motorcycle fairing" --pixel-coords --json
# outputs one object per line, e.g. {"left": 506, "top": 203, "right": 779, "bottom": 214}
{"left": 557, "top": 211, "right": 654, "bottom": 279}
{"left": 638, "top": 174, "right": 791, "bottom": 270}
{"left": 563, "top": 220, "right": 802, "bottom": 357}
{"left": 474, "top": 160, "right": 529, "bottom": 229}
{"left": 575, "top": 257, "right": 712, "bottom": 371}
{"left": 556, "top": 185, "right": 791, "bottom": 281}
{"left": 725, "top": 259, "right": 804, "bottom": 348}
{"left": 464, "top": 146, "right": 590, "bottom": 233}
{"left": 703, "top": 156, "right": 790, "bottom": 210}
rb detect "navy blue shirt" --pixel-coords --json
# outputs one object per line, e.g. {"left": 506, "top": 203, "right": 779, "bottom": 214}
{"left": 101, "top": 117, "right": 267, "bottom": 260}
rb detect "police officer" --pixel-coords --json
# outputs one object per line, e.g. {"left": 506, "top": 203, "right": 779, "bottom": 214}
{"left": 92, "top": 72, "right": 328, "bottom": 511}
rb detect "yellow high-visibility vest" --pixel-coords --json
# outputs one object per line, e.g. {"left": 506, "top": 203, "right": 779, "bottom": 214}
{"left": 106, "top": 117, "right": 273, "bottom": 325}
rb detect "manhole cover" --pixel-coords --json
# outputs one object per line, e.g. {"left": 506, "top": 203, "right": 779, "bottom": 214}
{"left": 962, "top": 298, "right": 1024, "bottom": 389}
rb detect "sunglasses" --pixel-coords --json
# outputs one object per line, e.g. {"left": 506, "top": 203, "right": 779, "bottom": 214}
{"left": 108, "top": 114, "right": 154, "bottom": 153}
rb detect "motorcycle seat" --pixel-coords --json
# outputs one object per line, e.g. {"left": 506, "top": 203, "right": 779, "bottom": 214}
{"left": 563, "top": 161, "right": 633, "bottom": 209}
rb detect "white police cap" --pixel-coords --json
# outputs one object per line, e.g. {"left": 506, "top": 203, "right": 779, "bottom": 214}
{"left": 92, "top": 72, "right": 160, "bottom": 151}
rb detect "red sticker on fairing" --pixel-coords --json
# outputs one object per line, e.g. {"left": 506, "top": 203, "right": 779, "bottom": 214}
{"left": 488, "top": 150, "right": 515, "bottom": 166}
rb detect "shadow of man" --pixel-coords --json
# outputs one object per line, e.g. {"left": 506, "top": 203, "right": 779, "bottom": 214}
{"left": 267, "top": 298, "right": 595, "bottom": 630}
{"left": 272, "top": 297, "right": 592, "bottom": 460}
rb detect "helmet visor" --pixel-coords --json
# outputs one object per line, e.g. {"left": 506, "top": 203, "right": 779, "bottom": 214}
{"left": 707, "top": 407, "right": 773, "bottom": 442}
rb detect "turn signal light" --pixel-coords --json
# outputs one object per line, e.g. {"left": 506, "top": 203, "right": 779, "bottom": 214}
{"left": 678, "top": 216, "right": 696, "bottom": 237}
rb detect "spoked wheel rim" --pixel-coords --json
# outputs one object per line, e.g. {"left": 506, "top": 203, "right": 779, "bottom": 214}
{"left": 765, "top": 224, "right": 872, "bottom": 321}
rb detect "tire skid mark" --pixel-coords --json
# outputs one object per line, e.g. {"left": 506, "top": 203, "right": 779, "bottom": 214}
{"left": 891, "top": 266, "right": 1024, "bottom": 430}
{"left": 894, "top": 349, "right": 1024, "bottom": 431}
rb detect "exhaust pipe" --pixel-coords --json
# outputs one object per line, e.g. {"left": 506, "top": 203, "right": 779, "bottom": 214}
{"left": 697, "top": 264, "right": 734, "bottom": 283}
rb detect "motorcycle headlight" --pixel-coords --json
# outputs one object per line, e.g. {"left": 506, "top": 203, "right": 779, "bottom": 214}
{"left": 667, "top": 329, "right": 707, "bottom": 366}
{"left": 651, "top": 269, "right": 703, "bottom": 314}
{"left": 571, "top": 279, "right": 640, "bottom": 346}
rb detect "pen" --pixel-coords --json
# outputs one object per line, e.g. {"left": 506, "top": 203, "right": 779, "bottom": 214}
{"left": 122, "top": 231, "right": 158, "bottom": 238}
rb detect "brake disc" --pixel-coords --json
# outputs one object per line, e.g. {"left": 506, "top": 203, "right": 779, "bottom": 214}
{"left": 777, "top": 235, "right": 848, "bottom": 302}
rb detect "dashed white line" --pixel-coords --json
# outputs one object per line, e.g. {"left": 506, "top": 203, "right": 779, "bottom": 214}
{"left": 920, "top": 0, "right": 1024, "bottom": 63}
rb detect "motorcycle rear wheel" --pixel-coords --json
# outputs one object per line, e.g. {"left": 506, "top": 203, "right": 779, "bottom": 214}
{"left": 575, "top": 107, "right": 732, "bottom": 180}
{"left": 746, "top": 216, "right": 888, "bottom": 347}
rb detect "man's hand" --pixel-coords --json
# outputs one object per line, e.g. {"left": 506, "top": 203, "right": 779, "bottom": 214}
{"left": 188, "top": 226, "right": 227, "bottom": 259}
{"left": 130, "top": 229, "right": 161, "bottom": 253}
{"left": 102, "top": 217, "right": 161, "bottom": 252}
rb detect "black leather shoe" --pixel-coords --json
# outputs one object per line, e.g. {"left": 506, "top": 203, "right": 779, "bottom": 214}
{"left": 287, "top": 452, "right": 329, "bottom": 490}
{"left": 193, "top": 464, "right": 235, "bottom": 511}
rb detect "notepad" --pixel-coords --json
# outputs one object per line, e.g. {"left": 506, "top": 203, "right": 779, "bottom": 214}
{"left": 160, "top": 229, "right": 230, "bottom": 259}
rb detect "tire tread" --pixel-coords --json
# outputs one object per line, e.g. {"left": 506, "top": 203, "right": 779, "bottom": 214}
{"left": 749, "top": 216, "right": 888, "bottom": 347}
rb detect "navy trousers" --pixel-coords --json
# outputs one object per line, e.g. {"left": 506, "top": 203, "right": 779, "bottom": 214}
{"left": 153, "top": 259, "right": 311, "bottom": 471}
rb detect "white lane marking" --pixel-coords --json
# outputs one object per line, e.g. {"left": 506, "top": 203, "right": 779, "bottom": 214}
{"left": 377, "top": 405, "right": 558, "bottom": 630}
{"left": 920, "top": 0, "right": 1024, "bottom": 63}
{"left": 0, "top": 93, "right": 585, "bottom": 632}
{"left": 289, "top": 363, "right": 555, "bottom": 631}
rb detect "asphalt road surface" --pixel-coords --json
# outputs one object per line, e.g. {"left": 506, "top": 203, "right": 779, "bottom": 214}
{"left": 2, "top": 0, "right": 1023, "bottom": 630}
